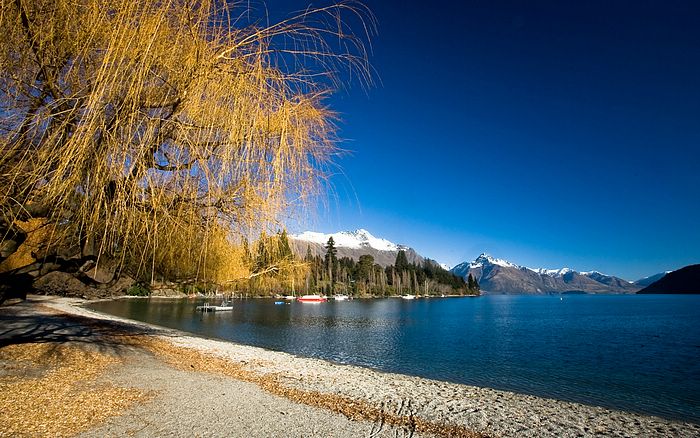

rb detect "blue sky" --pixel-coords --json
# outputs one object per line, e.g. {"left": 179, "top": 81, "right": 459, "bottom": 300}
{"left": 265, "top": 0, "right": 700, "bottom": 280}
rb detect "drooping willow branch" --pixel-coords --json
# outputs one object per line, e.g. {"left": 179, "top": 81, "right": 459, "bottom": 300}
{"left": 0, "top": 0, "right": 375, "bottom": 283}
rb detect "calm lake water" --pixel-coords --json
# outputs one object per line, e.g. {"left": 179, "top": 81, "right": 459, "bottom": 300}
{"left": 88, "top": 295, "right": 700, "bottom": 423}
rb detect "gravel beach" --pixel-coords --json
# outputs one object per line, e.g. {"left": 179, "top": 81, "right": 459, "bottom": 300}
{"left": 2, "top": 296, "right": 699, "bottom": 437}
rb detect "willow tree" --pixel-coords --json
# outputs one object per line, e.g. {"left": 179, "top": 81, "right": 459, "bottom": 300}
{"left": 0, "top": 0, "right": 373, "bottom": 290}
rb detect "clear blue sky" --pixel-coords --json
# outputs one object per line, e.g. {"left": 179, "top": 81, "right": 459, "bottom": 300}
{"left": 265, "top": 0, "right": 700, "bottom": 280}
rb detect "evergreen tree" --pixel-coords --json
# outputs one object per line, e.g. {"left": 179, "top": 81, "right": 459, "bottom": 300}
{"left": 324, "top": 237, "right": 338, "bottom": 292}
{"left": 357, "top": 255, "right": 374, "bottom": 280}
{"left": 356, "top": 254, "right": 374, "bottom": 293}
{"left": 242, "top": 237, "right": 252, "bottom": 265}
{"left": 254, "top": 232, "right": 271, "bottom": 272}
{"left": 277, "top": 230, "right": 292, "bottom": 260}
{"left": 325, "top": 237, "right": 337, "bottom": 260}
{"left": 395, "top": 250, "right": 409, "bottom": 272}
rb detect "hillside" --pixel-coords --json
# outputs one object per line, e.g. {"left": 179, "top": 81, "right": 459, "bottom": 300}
{"left": 637, "top": 265, "right": 700, "bottom": 294}
{"left": 634, "top": 272, "right": 669, "bottom": 287}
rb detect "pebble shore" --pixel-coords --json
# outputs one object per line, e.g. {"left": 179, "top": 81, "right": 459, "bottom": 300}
{"left": 37, "top": 297, "right": 700, "bottom": 437}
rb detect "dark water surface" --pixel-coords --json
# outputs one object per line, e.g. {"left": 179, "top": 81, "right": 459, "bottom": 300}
{"left": 88, "top": 295, "right": 700, "bottom": 423}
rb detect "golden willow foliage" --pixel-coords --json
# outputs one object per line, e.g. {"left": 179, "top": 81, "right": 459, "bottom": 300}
{"left": 0, "top": 0, "right": 373, "bottom": 282}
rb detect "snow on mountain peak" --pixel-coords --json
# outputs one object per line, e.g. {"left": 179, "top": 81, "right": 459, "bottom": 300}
{"left": 531, "top": 267, "right": 574, "bottom": 277}
{"left": 470, "top": 253, "right": 519, "bottom": 269}
{"left": 461, "top": 254, "right": 585, "bottom": 278}
{"left": 291, "top": 229, "right": 400, "bottom": 252}
{"left": 579, "top": 270, "right": 611, "bottom": 277}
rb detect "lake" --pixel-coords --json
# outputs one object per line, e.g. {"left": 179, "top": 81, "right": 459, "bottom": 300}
{"left": 88, "top": 294, "right": 700, "bottom": 423}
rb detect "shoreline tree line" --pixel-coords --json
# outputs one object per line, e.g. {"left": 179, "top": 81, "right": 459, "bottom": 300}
{"left": 238, "top": 233, "right": 480, "bottom": 297}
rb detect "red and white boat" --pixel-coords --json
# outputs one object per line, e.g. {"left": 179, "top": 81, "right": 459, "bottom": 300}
{"left": 296, "top": 294, "right": 328, "bottom": 303}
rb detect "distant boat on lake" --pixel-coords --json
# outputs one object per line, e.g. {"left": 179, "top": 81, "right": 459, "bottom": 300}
{"left": 333, "top": 294, "right": 350, "bottom": 301}
{"left": 401, "top": 294, "right": 416, "bottom": 300}
{"left": 297, "top": 294, "right": 328, "bottom": 303}
{"left": 196, "top": 301, "right": 233, "bottom": 312}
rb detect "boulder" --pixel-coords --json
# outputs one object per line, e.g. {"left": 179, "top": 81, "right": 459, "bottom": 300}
{"left": 83, "top": 259, "right": 117, "bottom": 284}
{"left": 0, "top": 218, "right": 51, "bottom": 274}
{"left": 39, "top": 262, "right": 63, "bottom": 277}
{"left": 33, "top": 271, "right": 93, "bottom": 298}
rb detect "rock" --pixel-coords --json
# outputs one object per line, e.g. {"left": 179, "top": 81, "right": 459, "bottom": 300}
{"left": 13, "top": 261, "right": 44, "bottom": 276}
{"left": 107, "top": 275, "right": 136, "bottom": 295}
{"left": 0, "top": 218, "right": 51, "bottom": 274}
{"left": 85, "top": 261, "right": 117, "bottom": 284}
{"left": 0, "top": 239, "right": 19, "bottom": 258}
{"left": 39, "top": 262, "right": 63, "bottom": 277}
{"left": 34, "top": 270, "right": 137, "bottom": 299}
{"left": 150, "top": 287, "right": 184, "bottom": 297}
{"left": 33, "top": 271, "right": 92, "bottom": 297}
{"left": 78, "top": 258, "right": 119, "bottom": 284}
{"left": 81, "top": 235, "right": 98, "bottom": 258}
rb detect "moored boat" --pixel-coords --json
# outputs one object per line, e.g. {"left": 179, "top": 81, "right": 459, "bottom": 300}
{"left": 401, "top": 294, "right": 416, "bottom": 300}
{"left": 196, "top": 301, "right": 234, "bottom": 312}
{"left": 297, "top": 294, "right": 328, "bottom": 303}
{"left": 333, "top": 294, "right": 350, "bottom": 301}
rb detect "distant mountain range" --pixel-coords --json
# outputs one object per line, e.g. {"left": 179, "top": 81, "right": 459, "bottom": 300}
{"left": 290, "top": 229, "right": 687, "bottom": 294}
{"left": 637, "top": 264, "right": 700, "bottom": 294}
{"left": 450, "top": 254, "right": 640, "bottom": 294}
{"left": 290, "top": 229, "right": 427, "bottom": 267}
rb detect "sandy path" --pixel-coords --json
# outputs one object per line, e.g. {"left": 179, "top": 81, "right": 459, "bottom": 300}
{"left": 77, "top": 349, "right": 414, "bottom": 438}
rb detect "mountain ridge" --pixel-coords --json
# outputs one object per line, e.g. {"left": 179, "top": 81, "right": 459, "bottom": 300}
{"left": 637, "top": 265, "right": 700, "bottom": 294}
{"left": 451, "top": 253, "right": 640, "bottom": 294}
{"left": 634, "top": 272, "right": 670, "bottom": 287}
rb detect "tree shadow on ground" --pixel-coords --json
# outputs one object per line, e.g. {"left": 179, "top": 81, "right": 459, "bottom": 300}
{"left": 0, "top": 305, "right": 168, "bottom": 357}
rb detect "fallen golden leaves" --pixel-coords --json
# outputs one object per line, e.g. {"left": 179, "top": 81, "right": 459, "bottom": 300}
{"left": 0, "top": 342, "right": 150, "bottom": 437}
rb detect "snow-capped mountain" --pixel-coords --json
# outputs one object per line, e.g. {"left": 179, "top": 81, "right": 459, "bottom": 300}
{"left": 292, "top": 229, "right": 408, "bottom": 252}
{"left": 290, "top": 229, "right": 430, "bottom": 268}
{"left": 466, "top": 254, "right": 518, "bottom": 269}
{"left": 451, "top": 253, "right": 640, "bottom": 294}
{"left": 532, "top": 267, "right": 574, "bottom": 277}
